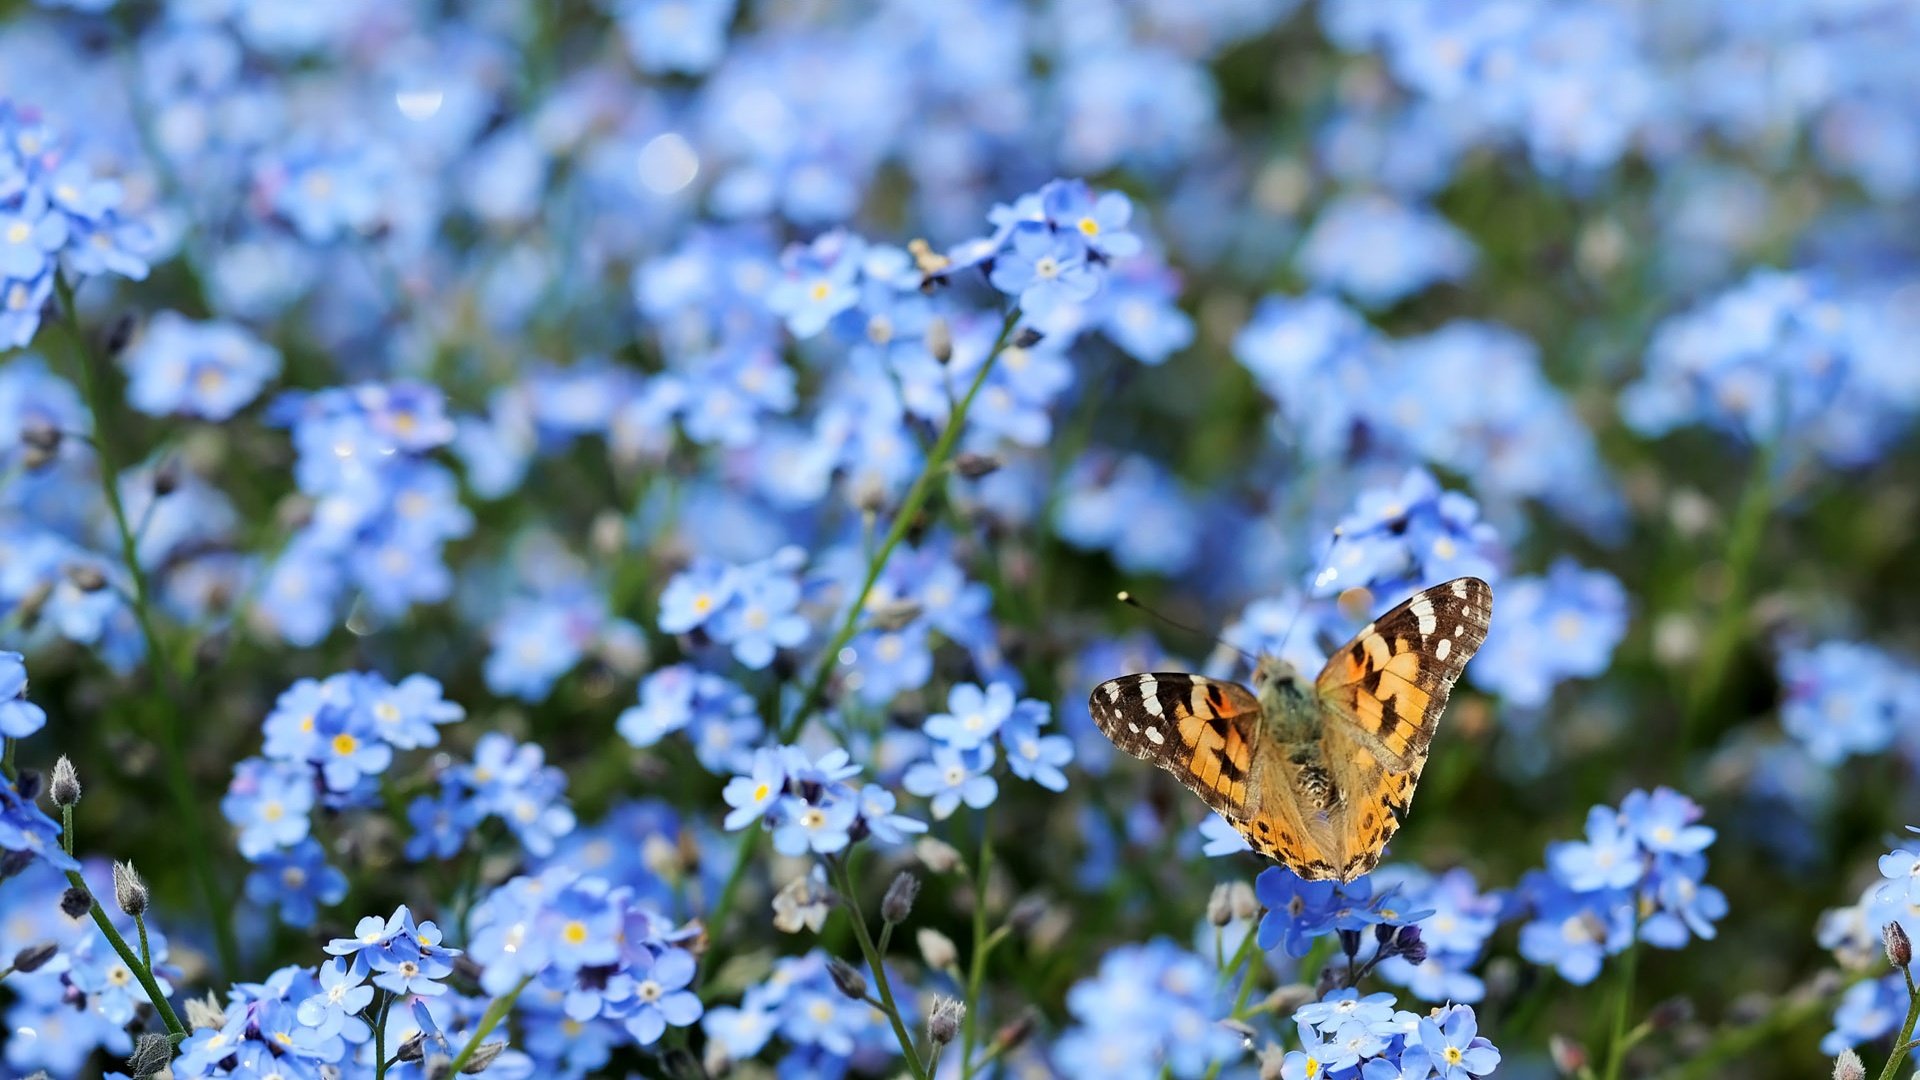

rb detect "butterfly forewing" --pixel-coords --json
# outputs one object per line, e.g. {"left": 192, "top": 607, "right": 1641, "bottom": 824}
{"left": 1314, "top": 576, "right": 1492, "bottom": 879}
{"left": 1313, "top": 576, "right": 1492, "bottom": 771}
{"left": 1087, "top": 673, "right": 1261, "bottom": 817}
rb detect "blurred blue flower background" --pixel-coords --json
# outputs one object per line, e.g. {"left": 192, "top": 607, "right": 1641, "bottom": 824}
{"left": 1, "top": 0, "right": 1919, "bottom": 1077}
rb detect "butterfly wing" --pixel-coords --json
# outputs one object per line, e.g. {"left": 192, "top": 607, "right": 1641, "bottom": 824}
{"left": 1088, "top": 672, "right": 1340, "bottom": 876}
{"left": 1313, "top": 576, "right": 1492, "bottom": 879}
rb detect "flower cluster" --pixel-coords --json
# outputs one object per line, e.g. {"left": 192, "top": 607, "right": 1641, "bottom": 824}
{"left": 617, "top": 662, "right": 764, "bottom": 774}
{"left": 0, "top": 100, "right": 151, "bottom": 348}
{"left": 1777, "top": 641, "right": 1920, "bottom": 766}
{"left": 1282, "top": 991, "right": 1501, "bottom": 1080}
{"left": 1518, "top": 788, "right": 1727, "bottom": 984}
{"left": 1256, "top": 866, "right": 1432, "bottom": 960}
{"left": 1051, "top": 939, "right": 1242, "bottom": 1078}
{"left": 722, "top": 744, "right": 924, "bottom": 856}
{"left": 120, "top": 311, "right": 281, "bottom": 422}
{"left": 902, "top": 679, "right": 1073, "bottom": 816}
{"left": 1469, "top": 559, "right": 1629, "bottom": 708}
{"left": 467, "top": 866, "right": 702, "bottom": 1047}
{"left": 255, "top": 384, "right": 472, "bottom": 645}
{"left": 407, "top": 732, "right": 578, "bottom": 860}
{"left": 1622, "top": 269, "right": 1918, "bottom": 467}
{"left": 659, "top": 548, "right": 811, "bottom": 671}
{"left": 702, "top": 950, "right": 904, "bottom": 1069}
{"left": 1318, "top": 469, "right": 1505, "bottom": 600}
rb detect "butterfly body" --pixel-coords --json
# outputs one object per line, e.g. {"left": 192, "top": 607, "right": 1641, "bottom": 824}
{"left": 1089, "top": 577, "right": 1492, "bottom": 883}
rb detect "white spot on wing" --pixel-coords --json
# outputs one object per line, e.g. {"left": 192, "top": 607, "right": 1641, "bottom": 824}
{"left": 1435, "top": 639, "right": 1451, "bottom": 660}
{"left": 1410, "top": 596, "right": 1437, "bottom": 635}
{"left": 1190, "top": 681, "right": 1209, "bottom": 716}
{"left": 1145, "top": 727, "right": 1165, "bottom": 745}
{"left": 1104, "top": 681, "right": 1122, "bottom": 703}
{"left": 1128, "top": 723, "right": 1141, "bottom": 734}
{"left": 1139, "top": 675, "right": 1162, "bottom": 717}
{"left": 1451, "top": 579, "right": 1469, "bottom": 598}
{"left": 1454, "top": 624, "right": 1465, "bottom": 637}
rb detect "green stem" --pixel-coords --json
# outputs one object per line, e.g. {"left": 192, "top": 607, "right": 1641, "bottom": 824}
{"left": 1682, "top": 441, "right": 1776, "bottom": 747}
{"left": 828, "top": 855, "right": 929, "bottom": 1080}
{"left": 784, "top": 308, "right": 1022, "bottom": 740}
{"left": 1602, "top": 934, "right": 1642, "bottom": 1080}
{"left": 1877, "top": 972, "right": 1920, "bottom": 1080}
{"left": 374, "top": 992, "right": 393, "bottom": 1080}
{"left": 61, "top": 805, "right": 73, "bottom": 856}
{"left": 63, "top": 871, "right": 186, "bottom": 1041}
{"left": 1201, "top": 930, "right": 1265, "bottom": 1080}
{"left": 959, "top": 814, "right": 995, "bottom": 1077}
{"left": 53, "top": 273, "right": 240, "bottom": 978}
{"left": 134, "top": 912, "right": 152, "bottom": 972}
{"left": 693, "top": 828, "right": 763, "bottom": 993}
{"left": 446, "top": 974, "right": 534, "bottom": 1073}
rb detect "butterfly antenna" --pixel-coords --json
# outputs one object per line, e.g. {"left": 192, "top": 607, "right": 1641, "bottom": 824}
{"left": 1274, "top": 526, "right": 1344, "bottom": 659}
{"left": 1116, "top": 591, "right": 1258, "bottom": 667}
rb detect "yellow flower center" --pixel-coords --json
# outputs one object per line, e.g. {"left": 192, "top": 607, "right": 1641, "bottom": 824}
{"left": 5, "top": 222, "right": 29, "bottom": 244}
{"left": 1077, "top": 216, "right": 1100, "bottom": 237}
{"left": 808, "top": 280, "right": 833, "bottom": 302}
{"left": 563, "top": 920, "right": 589, "bottom": 945}
{"left": 331, "top": 733, "right": 359, "bottom": 756}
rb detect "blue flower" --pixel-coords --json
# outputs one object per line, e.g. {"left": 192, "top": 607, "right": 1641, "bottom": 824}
{"left": 659, "top": 559, "right": 736, "bottom": 635}
{"left": 1255, "top": 868, "right": 1342, "bottom": 958}
{"left": 767, "top": 231, "right": 865, "bottom": 338}
{"left": 0, "top": 778, "right": 78, "bottom": 872}
{"left": 924, "top": 681, "right": 1019, "bottom": 750}
{"left": 722, "top": 748, "right": 788, "bottom": 830}
{"left": 295, "top": 959, "right": 374, "bottom": 1038}
{"left": 710, "top": 559, "right": 810, "bottom": 669}
{"left": 1040, "top": 179, "right": 1142, "bottom": 261}
{"left": 1778, "top": 641, "right": 1916, "bottom": 765}
{"left": 619, "top": 948, "right": 704, "bottom": 1044}
{"left": 856, "top": 785, "right": 928, "bottom": 845}
{"left": 1548, "top": 805, "right": 1646, "bottom": 892}
{"left": 1294, "top": 988, "right": 1398, "bottom": 1033}
{"left": 903, "top": 744, "right": 999, "bottom": 820}
{"left": 770, "top": 792, "right": 860, "bottom": 856}
{"left": 244, "top": 838, "right": 347, "bottom": 928}
{"left": 1620, "top": 787, "right": 1716, "bottom": 856}
{"left": 1199, "top": 813, "right": 1254, "bottom": 857}
{"left": 222, "top": 758, "right": 316, "bottom": 858}
{"left": 0, "top": 651, "right": 46, "bottom": 738}
{"left": 1002, "top": 717, "right": 1073, "bottom": 792}
{"left": 616, "top": 0, "right": 736, "bottom": 75}
{"left": 1296, "top": 193, "right": 1476, "bottom": 308}
{"left": 1419, "top": 1007, "right": 1501, "bottom": 1079}
{"left": 989, "top": 223, "right": 1100, "bottom": 317}
{"left": 121, "top": 311, "right": 281, "bottom": 421}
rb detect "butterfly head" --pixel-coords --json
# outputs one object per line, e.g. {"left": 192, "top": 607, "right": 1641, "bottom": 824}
{"left": 1252, "top": 652, "right": 1304, "bottom": 692}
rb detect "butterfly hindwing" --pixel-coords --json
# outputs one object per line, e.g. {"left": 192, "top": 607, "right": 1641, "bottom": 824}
{"left": 1314, "top": 576, "right": 1492, "bottom": 771}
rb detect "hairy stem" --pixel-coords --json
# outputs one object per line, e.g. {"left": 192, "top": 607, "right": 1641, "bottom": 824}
{"left": 63, "top": 871, "right": 186, "bottom": 1041}
{"left": 446, "top": 974, "right": 533, "bottom": 1074}
{"left": 829, "top": 855, "right": 929, "bottom": 1080}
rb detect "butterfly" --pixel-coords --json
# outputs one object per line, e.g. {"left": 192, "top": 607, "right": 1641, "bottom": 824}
{"left": 1088, "top": 577, "right": 1492, "bottom": 883}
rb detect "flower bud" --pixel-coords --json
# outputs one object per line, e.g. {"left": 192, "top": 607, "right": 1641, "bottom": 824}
{"left": 926, "top": 317, "right": 953, "bottom": 364}
{"left": 1262, "top": 984, "right": 1316, "bottom": 1017}
{"left": 993, "top": 1010, "right": 1036, "bottom": 1054}
{"left": 927, "top": 996, "right": 966, "bottom": 1047}
{"left": 396, "top": 1032, "right": 427, "bottom": 1062}
{"left": 126, "top": 1031, "right": 172, "bottom": 1077}
{"left": 460, "top": 1042, "right": 508, "bottom": 1073}
{"left": 65, "top": 563, "right": 107, "bottom": 592}
{"left": 1259, "top": 1045, "right": 1287, "bottom": 1080}
{"left": 1832, "top": 1048, "right": 1865, "bottom": 1080}
{"left": 49, "top": 756, "right": 80, "bottom": 808}
{"left": 1394, "top": 924, "right": 1427, "bottom": 967}
{"left": 425, "top": 1055, "right": 453, "bottom": 1080}
{"left": 0, "top": 849, "right": 35, "bottom": 884}
{"left": 151, "top": 459, "right": 180, "bottom": 497}
{"left": 1886, "top": 921, "right": 1912, "bottom": 969}
{"left": 1228, "top": 881, "right": 1259, "bottom": 922}
{"left": 1207, "top": 884, "right": 1233, "bottom": 927}
{"left": 915, "top": 837, "right": 963, "bottom": 874}
{"left": 1549, "top": 1034, "right": 1588, "bottom": 1075}
{"left": 113, "top": 861, "right": 149, "bottom": 918}
{"left": 827, "top": 957, "right": 869, "bottom": 1001}
{"left": 1648, "top": 996, "right": 1694, "bottom": 1031}
{"left": 952, "top": 452, "right": 1001, "bottom": 479}
{"left": 104, "top": 312, "right": 139, "bottom": 357}
{"left": 59, "top": 886, "right": 92, "bottom": 919}
{"left": 881, "top": 871, "right": 920, "bottom": 925}
{"left": 869, "top": 599, "right": 924, "bottom": 633}
{"left": 917, "top": 927, "right": 958, "bottom": 971}
{"left": 1012, "top": 327, "right": 1044, "bottom": 349}
{"left": 185, "top": 992, "right": 227, "bottom": 1032}
{"left": 20, "top": 416, "right": 60, "bottom": 454}
{"left": 11, "top": 941, "right": 57, "bottom": 974}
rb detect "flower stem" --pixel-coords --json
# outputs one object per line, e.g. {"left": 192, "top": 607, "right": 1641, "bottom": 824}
{"left": 828, "top": 855, "right": 929, "bottom": 1080}
{"left": 373, "top": 992, "right": 393, "bottom": 1080}
{"left": 784, "top": 307, "right": 1022, "bottom": 741}
{"left": 961, "top": 812, "right": 996, "bottom": 1078}
{"left": 446, "top": 974, "right": 533, "bottom": 1074}
{"left": 1876, "top": 971, "right": 1920, "bottom": 1080}
{"left": 1602, "top": 935, "right": 1641, "bottom": 1080}
{"left": 53, "top": 273, "right": 241, "bottom": 978}
{"left": 134, "top": 911, "right": 153, "bottom": 971}
{"left": 1201, "top": 930, "right": 1264, "bottom": 1080}
{"left": 63, "top": 870, "right": 186, "bottom": 1041}
{"left": 1682, "top": 440, "right": 1775, "bottom": 748}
